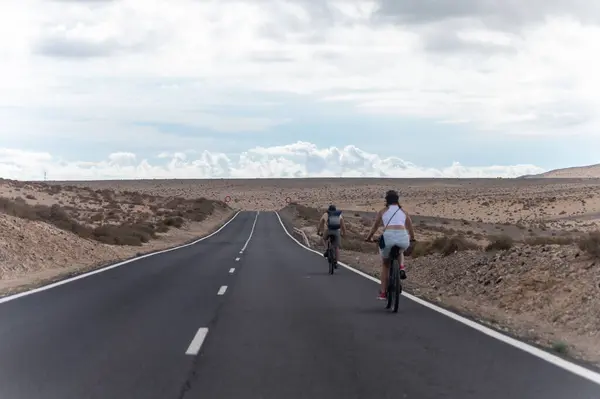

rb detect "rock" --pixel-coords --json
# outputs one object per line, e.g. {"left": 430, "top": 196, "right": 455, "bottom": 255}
{"left": 585, "top": 262, "right": 595, "bottom": 270}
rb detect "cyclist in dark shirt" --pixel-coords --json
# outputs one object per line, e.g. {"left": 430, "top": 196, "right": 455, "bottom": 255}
{"left": 317, "top": 205, "right": 346, "bottom": 265}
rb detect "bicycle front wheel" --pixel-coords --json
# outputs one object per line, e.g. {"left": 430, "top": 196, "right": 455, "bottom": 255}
{"left": 328, "top": 248, "right": 334, "bottom": 274}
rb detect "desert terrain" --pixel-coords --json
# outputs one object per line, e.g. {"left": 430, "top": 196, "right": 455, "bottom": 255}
{"left": 0, "top": 179, "right": 235, "bottom": 295}
{"left": 2, "top": 176, "right": 600, "bottom": 367}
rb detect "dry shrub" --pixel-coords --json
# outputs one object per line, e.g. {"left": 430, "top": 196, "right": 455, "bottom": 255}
{"left": 342, "top": 238, "right": 378, "bottom": 254}
{"left": 137, "top": 212, "right": 151, "bottom": 221}
{"left": 525, "top": 236, "right": 575, "bottom": 246}
{"left": 92, "top": 223, "right": 157, "bottom": 246}
{"left": 292, "top": 203, "right": 322, "bottom": 222}
{"left": 485, "top": 235, "right": 514, "bottom": 251}
{"left": 162, "top": 216, "right": 184, "bottom": 228}
{"left": 360, "top": 216, "right": 373, "bottom": 227}
{"left": 51, "top": 185, "right": 62, "bottom": 194}
{"left": 89, "top": 212, "right": 104, "bottom": 222}
{"left": 411, "top": 235, "right": 479, "bottom": 258}
{"left": 1, "top": 194, "right": 226, "bottom": 246}
{"left": 1, "top": 197, "right": 156, "bottom": 246}
{"left": 1, "top": 198, "right": 92, "bottom": 238}
{"left": 128, "top": 193, "right": 145, "bottom": 205}
{"left": 156, "top": 224, "right": 170, "bottom": 233}
{"left": 105, "top": 211, "right": 120, "bottom": 222}
{"left": 578, "top": 232, "right": 600, "bottom": 258}
{"left": 97, "top": 189, "right": 114, "bottom": 201}
{"left": 162, "top": 197, "right": 217, "bottom": 222}
{"left": 410, "top": 241, "right": 436, "bottom": 258}
{"left": 432, "top": 236, "right": 479, "bottom": 256}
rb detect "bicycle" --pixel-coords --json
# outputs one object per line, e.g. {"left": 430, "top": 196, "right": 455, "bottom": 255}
{"left": 385, "top": 245, "right": 402, "bottom": 312}
{"left": 326, "top": 233, "right": 337, "bottom": 275}
{"left": 319, "top": 232, "right": 338, "bottom": 275}
{"left": 367, "top": 238, "right": 414, "bottom": 313}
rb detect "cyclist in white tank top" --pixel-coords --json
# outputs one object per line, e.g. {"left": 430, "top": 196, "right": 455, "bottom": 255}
{"left": 364, "top": 190, "right": 416, "bottom": 300}
{"left": 381, "top": 204, "right": 407, "bottom": 227}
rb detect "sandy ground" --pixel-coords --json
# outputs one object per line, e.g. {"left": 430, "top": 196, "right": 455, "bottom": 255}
{"left": 0, "top": 179, "right": 235, "bottom": 296}
{"left": 51, "top": 178, "right": 600, "bottom": 231}
{"left": 2, "top": 177, "right": 600, "bottom": 367}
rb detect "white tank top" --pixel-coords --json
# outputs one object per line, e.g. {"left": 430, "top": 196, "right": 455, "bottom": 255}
{"left": 382, "top": 205, "right": 406, "bottom": 227}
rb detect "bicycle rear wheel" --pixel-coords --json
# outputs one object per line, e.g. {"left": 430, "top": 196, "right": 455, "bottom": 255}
{"left": 328, "top": 245, "right": 334, "bottom": 275}
{"left": 385, "top": 264, "right": 394, "bottom": 309}
{"left": 393, "top": 260, "right": 400, "bottom": 313}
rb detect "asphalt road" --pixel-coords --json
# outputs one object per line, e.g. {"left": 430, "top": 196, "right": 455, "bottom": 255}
{"left": 1, "top": 211, "right": 600, "bottom": 399}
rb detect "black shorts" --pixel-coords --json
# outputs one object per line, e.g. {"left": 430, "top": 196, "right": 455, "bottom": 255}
{"left": 325, "top": 229, "right": 341, "bottom": 247}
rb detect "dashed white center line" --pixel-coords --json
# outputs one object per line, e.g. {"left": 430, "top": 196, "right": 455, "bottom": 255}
{"left": 239, "top": 211, "right": 259, "bottom": 254}
{"left": 217, "top": 285, "right": 228, "bottom": 295}
{"left": 235, "top": 257, "right": 240, "bottom": 261}
{"left": 185, "top": 328, "right": 209, "bottom": 355}
{"left": 229, "top": 268, "right": 235, "bottom": 274}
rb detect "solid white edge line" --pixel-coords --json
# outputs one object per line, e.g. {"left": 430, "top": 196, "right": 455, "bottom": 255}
{"left": 217, "top": 285, "right": 228, "bottom": 295}
{"left": 0, "top": 211, "right": 242, "bottom": 305}
{"left": 240, "top": 211, "right": 260, "bottom": 252}
{"left": 229, "top": 268, "right": 235, "bottom": 274}
{"left": 274, "top": 211, "right": 600, "bottom": 386}
{"left": 235, "top": 258, "right": 240, "bottom": 261}
{"left": 185, "top": 327, "right": 209, "bottom": 355}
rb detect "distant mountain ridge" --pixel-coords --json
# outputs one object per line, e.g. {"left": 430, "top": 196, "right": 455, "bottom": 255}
{"left": 521, "top": 163, "right": 600, "bottom": 178}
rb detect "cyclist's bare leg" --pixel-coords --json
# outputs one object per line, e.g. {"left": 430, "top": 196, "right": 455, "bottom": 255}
{"left": 322, "top": 234, "right": 328, "bottom": 257}
{"left": 398, "top": 251, "right": 407, "bottom": 279}
{"left": 380, "top": 257, "right": 390, "bottom": 293}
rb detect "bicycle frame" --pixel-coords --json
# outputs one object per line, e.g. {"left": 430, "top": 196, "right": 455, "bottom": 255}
{"left": 386, "top": 246, "right": 402, "bottom": 312}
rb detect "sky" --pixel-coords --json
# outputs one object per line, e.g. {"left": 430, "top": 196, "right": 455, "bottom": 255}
{"left": 1, "top": 0, "right": 600, "bottom": 180}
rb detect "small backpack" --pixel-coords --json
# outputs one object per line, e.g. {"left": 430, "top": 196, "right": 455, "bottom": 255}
{"left": 327, "top": 210, "right": 342, "bottom": 230}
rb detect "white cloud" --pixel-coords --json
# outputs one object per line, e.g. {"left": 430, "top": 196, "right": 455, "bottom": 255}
{"left": 0, "top": 142, "right": 545, "bottom": 180}
{"left": 1, "top": 0, "right": 599, "bottom": 149}
{"left": 107, "top": 152, "right": 136, "bottom": 164}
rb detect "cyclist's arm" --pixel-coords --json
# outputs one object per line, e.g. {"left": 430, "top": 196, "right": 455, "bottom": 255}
{"left": 405, "top": 212, "right": 416, "bottom": 241}
{"left": 365, "top": 209, "right": 383, "bottom": 240}
{"left": 340, "top": 216, "right": 347, "bottom": 236}
{"left": 317, "top": 214, "right": 325, "bottom": 235}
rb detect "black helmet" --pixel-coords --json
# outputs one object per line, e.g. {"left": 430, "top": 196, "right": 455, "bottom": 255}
{"left": 328, "top": 204, "right": 336, "bottom": 212}
{"left": 385, "top": 190, "right": 399, "bottom": 205}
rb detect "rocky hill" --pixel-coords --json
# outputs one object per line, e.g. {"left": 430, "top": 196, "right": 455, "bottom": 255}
{"left": 522, "top": 163, "right": 600, "bottom": 178}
